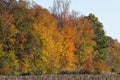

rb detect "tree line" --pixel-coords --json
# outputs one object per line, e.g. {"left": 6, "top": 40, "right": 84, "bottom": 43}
{"left": 0, "top": 0, "right": 120, "bottom": 75}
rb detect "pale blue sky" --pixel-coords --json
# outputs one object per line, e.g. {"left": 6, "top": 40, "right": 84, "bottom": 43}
{"left": 34, "top": 0, "right": 120, "bottom": 41}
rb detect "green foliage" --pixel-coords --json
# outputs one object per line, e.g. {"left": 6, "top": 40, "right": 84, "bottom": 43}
{"left": 87, "top": 14, "right": 111, "bottom": 73}
{"left": 87, "top": 14, "right": 109, "bottom": 62}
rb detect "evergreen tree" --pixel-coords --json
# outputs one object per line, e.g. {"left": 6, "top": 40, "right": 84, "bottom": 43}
{"left": 87, "top": 14, "right": 110, "bottom": 73}
{"left": 87, "top": 14, "right": 109, "bottom": 61}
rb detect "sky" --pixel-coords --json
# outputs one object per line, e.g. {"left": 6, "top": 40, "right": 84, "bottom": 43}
{"left": 34, "top": 0, "right": 120, "bottom": 41}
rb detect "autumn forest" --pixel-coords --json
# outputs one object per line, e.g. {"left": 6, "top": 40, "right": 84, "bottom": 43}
{"left": 0, "top": 0, "right": 120, "bottom": 75}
